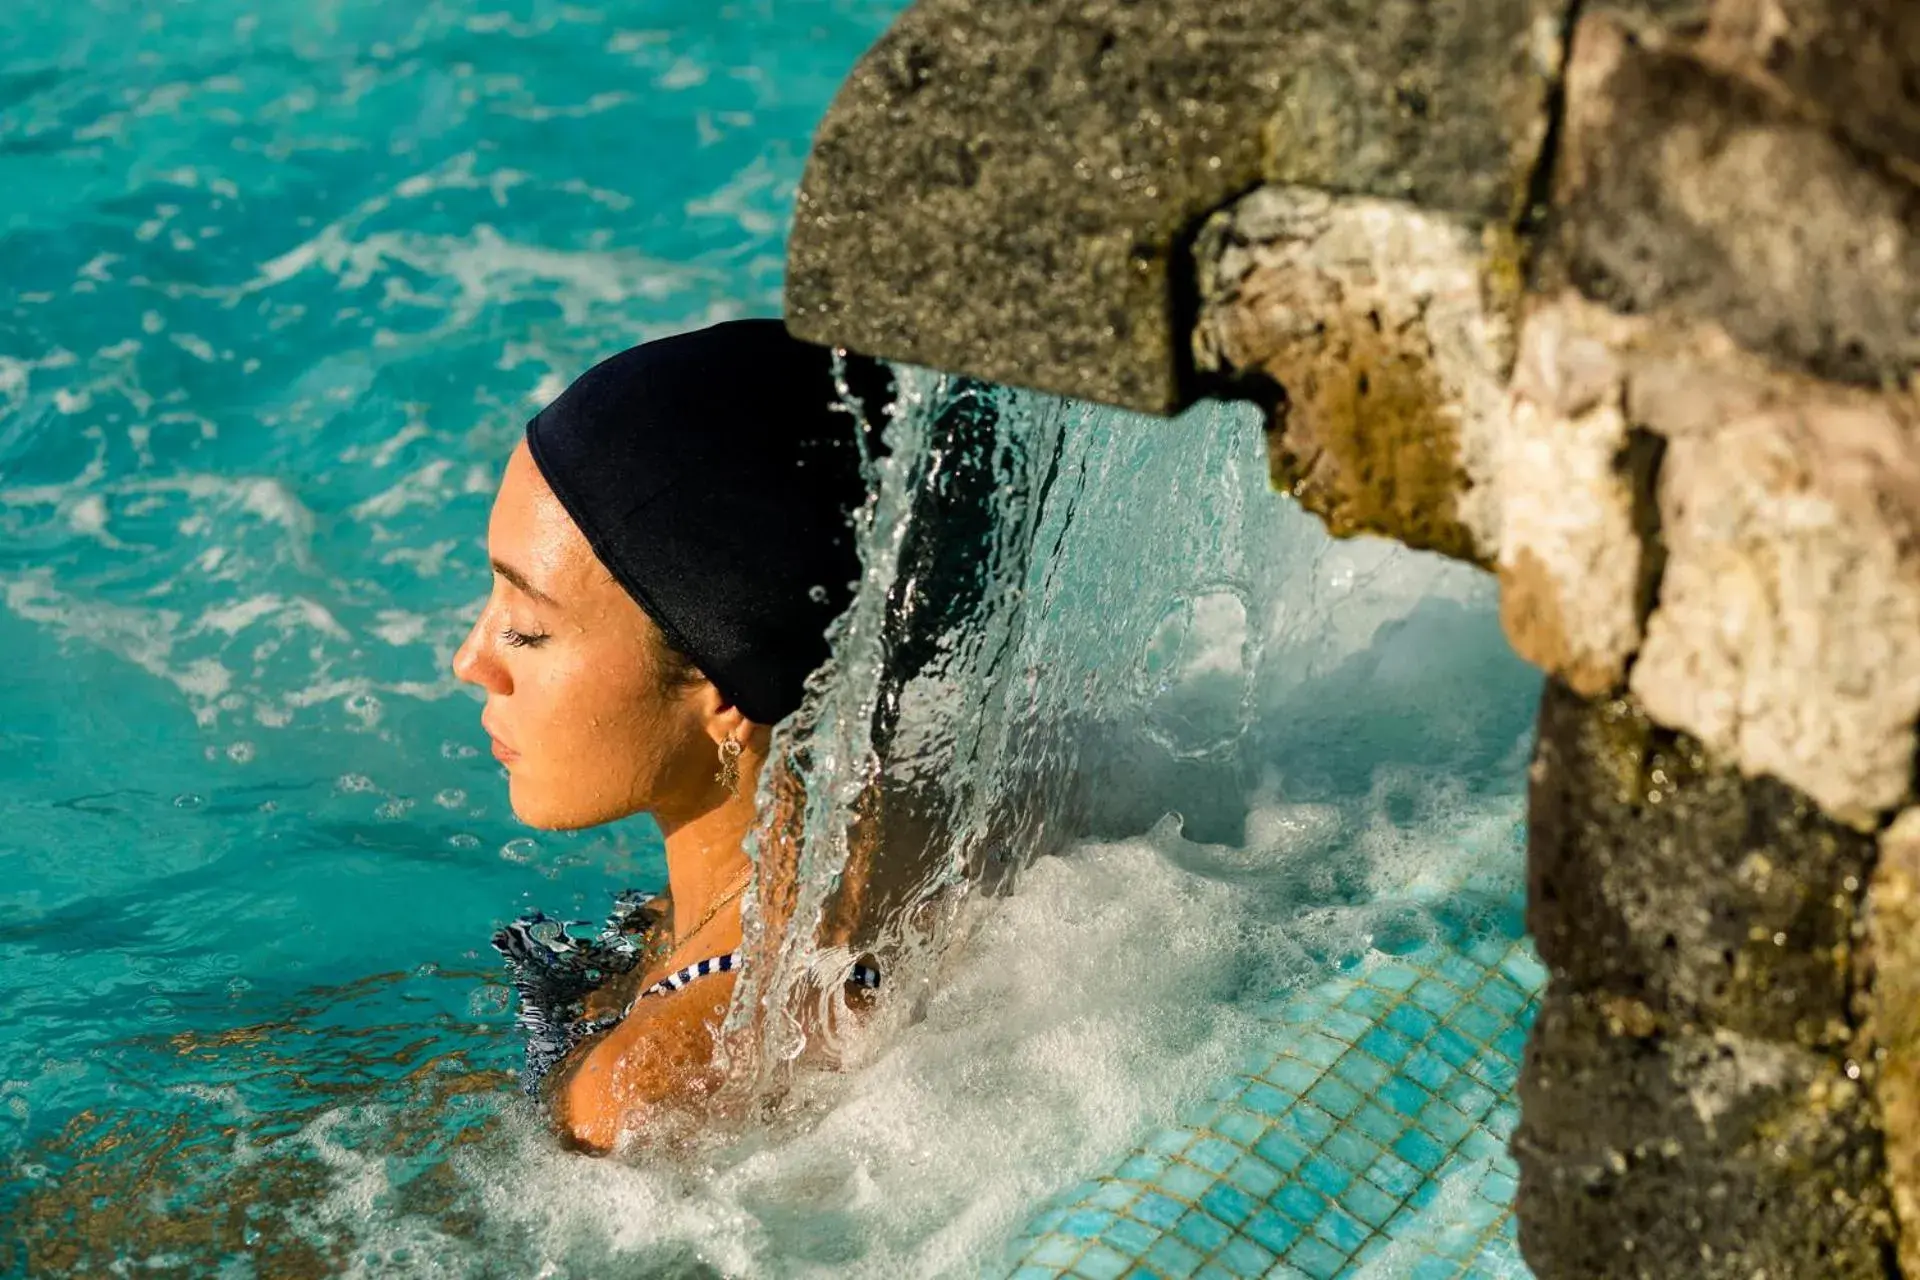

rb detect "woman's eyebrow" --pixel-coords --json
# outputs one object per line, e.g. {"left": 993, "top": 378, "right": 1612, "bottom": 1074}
{"left": 491, "top": 558, "right": 562, "bottom": 609}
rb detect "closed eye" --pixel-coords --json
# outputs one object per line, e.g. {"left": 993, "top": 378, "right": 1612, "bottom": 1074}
{"left": 500, "top": 626, "right": 550, "bottom": 649}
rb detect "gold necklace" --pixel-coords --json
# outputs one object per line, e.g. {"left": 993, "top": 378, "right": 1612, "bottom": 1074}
{"left": 672, "top": 866, "right": 754, "bottom": 950}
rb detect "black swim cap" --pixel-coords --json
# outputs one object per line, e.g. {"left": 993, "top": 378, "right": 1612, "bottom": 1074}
{"left": 525, "top": 319, "right": 891, "bottom": 725}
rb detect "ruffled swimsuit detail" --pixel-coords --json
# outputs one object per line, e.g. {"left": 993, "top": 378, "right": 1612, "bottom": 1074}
{"left": 491, "top": 890, "right": 878, "bottom": 1096}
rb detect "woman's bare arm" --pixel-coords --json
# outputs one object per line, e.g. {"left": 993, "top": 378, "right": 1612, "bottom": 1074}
{"left": 551, "top": 971, "right": 740, "bottom": 1154}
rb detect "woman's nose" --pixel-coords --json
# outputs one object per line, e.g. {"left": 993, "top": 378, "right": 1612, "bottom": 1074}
{"left": 452, "top": 615, "right": 504, "bottom": 692}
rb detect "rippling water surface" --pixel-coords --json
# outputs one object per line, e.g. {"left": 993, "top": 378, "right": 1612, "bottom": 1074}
{"left": 0, "top": 2, "right": 1542, "bottom": 1276}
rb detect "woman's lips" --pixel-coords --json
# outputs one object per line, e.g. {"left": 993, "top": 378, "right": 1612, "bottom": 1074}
{"left": 483, "top": 720, "right": 520, "bottom": 764}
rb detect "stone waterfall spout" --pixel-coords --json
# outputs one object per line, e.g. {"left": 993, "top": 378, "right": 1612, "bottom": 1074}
{"left": 785, "top": 0, "right": 1564, "bottom": 416}
{"left": 787, "top": 1, "right": 1920, "bottom": 1277}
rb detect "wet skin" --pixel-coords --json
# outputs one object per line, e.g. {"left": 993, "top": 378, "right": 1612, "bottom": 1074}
{"left": 452, "top": 440, "right": 773, "bottom": 1152}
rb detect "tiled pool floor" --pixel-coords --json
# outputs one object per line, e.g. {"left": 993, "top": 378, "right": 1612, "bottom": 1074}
{"left": 1001, "top": 932, "right": 1545, "bottom": 1279}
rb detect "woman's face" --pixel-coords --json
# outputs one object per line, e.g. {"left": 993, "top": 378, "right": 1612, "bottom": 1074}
{"left": 452, "top": 442, "right": 720, "bottom": 830}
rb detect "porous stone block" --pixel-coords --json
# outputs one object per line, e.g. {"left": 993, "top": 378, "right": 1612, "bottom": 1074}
{"left": 1495, "top": 298, "right": 1653, "bottom": 697}
{"left": 786, "top": 0, "right": 1562, "bottom": 414}
{"left": 1519, "top": 681, "right": 1895, "bottom": 1277}
{"left": 1552, "top": 10, "right": 1920, "bottom": 389}
{"left": 1191, "top": 185, "right": 1515, "bottom": 563}
{"left": 1700, "top": 0, "right": 1920, "bottom": 174}
{"left": 1625, "top": 346, "right": 1920, "bottom": 827}
{"left": 1529, "top": 680, "right": 1875, "bottom": 1051}
{"left": 1517, "top": 987, "right": 1894, "bottom": 1279}
{"left": 1870, "top": 808, "right": 1920, "bottom": 1275}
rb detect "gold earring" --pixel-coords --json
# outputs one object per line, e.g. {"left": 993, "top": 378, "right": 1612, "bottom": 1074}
{"left": 715, "top": 737, "right": 744, "bottom": 797}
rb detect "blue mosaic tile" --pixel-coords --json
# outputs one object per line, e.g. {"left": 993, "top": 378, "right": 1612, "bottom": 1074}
{"left": 1282, "top": 1102, "right": 1337, "bottom": 1147}
{"left": 1451, "top": 1002, "right": 1505, "bottom": 1045}
{"left": 1261, "top": 1056, "right": 1327, "bottom": 1095}
{"left": 1292, "top": 1030, "right": 1351, "bottom": 1069}
{"left": 1320, "top": 1125, "right": 1382, "bottom": 1177}
{"left": 1437, "top": 953, "right": 1487, "bottom": 992}
{"left": 1160, "top": 1160, "right": 1217, "bottom": 1201}
{"left": 1288, "top": 1234, "right": 1350, "bottom": 1280}
{"left": 1376, "top": 1074, "right": 1431, "bottom": 1120}
{"left": 1199, "top": 1183, "right": 1258, "bottom": 1230}
{"left": 1314, "top": 1204, "right": 1371, "bottom": 1254}
{"left": 1063, "top": 1210, "right": 1119, "bottom": 1239}
{"left": 1342, "top": 1177, "right": 1401, "bottom": 1229}
{"left": 1253, "top": 1129, "right": 1311, "bottom": 1173}
{"left": 1243, "top": 1209, "right": 1301, "bottom": 1256}
{"left": 1226, "top": 1155, "right": 1283, "bottom": 1202}
{"left": 1457, "top": 1127, "right": 1506, "bottom": 1165}
{"left": 1143, "top": 1234, "right": 1206, "bottom": 1279}
{"left": 1481, "top": 975, "right": 1529, "bottom": 1016}
{"left": 1400, "top": 1048, "right": 1454, "bottom": 1094}
{"left": 1241, "top": 1079, "right": 1293, "bottom": 1115}
{"left": 1318, "top": 1007, "right": 1374, "bottom": 1044}
{"left": 1147, "top": 1128, "right": 1194, "bottom": 1158}
{"left": 1417, "top": 1098, "right": 1474, "bottom": 1147}
{"left": 1074, "top": 1243, "right": 1133, "bottom": 1280}
{"left": 998, "top": 930, "right": 1547, "bottom": 1280}
{"left": 1187, "top": 1138, "right": 1240, "bottom": 1176}
{"left": 1445, "top": 1077, "right": 1497, "bottom": 1122}
{"left": 1215, "top": 1237, "right": 1277, "bottom": 1276}
{"left": 1028, "top": 1235, "right": 1086, "bottom": 1267}
{"left": 1411, "top": 979, "right": 1462, "bottom": 1017}
{"left": 1307, "top": 1074, "right": 1365, "bottom": 1120}
{"left": 1385, "top": 1003, "right": 1440, "bottom": 1041}
{"left": 1105, "top": 1217, "right": 1160, "bottom": 1255}
{"left": 1175, "top": 1210, "right": 1231, "bottom": 1255}
{"left": 1213, "top": 1107, "right": 1265, "bottom": 1149}
{"left": 1429, "top": 1025, "right": 1479, "bottom": 1068}
{"left": 1370, "top": 961, "right": 1422, "bottom": 992}
{"left": 1273, "top": 1182, "right": 1331, "bottom": 1226}
{"left": 1366, "top": 1152, "right": 1423, "bottom": 1199}
{"left": 1359, "top": 1026, "right": 1414, "bottom": 1067}
{"left": 1333, "top": 1049, "right": 1392, "bottom": 1095}
{"left": 1116, "top": 1153, "right": 1169, "bottom": 1183}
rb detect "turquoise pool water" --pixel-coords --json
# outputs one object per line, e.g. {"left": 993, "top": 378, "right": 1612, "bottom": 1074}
{"left": 0, "top": 2, "right": 1545, "bottom": 1275}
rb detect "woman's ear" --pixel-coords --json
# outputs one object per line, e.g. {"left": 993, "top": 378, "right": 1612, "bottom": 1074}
{"left": 695, "top": 678, "right": 752, "bottom": 749}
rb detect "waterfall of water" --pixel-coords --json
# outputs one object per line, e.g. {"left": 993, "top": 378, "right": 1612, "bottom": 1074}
{"left": 727, "top": 363, "right": 1504, "bottom": 1099}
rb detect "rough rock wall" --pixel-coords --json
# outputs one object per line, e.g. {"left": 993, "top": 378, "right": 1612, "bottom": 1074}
{"left": 787, "top": 0, "right": 1920, "bottom": 1273}
{"left": 1189, "top": 4, "right": 1920, "bottom": 1272}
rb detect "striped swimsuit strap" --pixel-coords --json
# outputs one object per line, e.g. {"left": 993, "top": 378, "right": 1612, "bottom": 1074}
{"left": 619, "top": 952, "right": 882, "bottom": 1017}
{"left": 621, "top": 950, "right": 742, "bottom": 1016}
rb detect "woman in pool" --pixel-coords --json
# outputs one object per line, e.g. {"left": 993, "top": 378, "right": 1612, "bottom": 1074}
{"left": 454, "top": 320, "right": 891, "bottom": 1153}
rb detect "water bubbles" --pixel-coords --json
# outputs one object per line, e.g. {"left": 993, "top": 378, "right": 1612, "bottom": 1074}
{"left": 375, "top": 798, "right": 414, "bottom": 819}
{"left": 440, "top": 740, "right": 479, "bottom": 760}
{"left": 467, "top": 985, "right": 510, "bottom": 1017}
{"left": 226, "top": 741, "right": 255, "bottom": 764}
{"left": 447, "top": 833, "right": 480, "bottom": 850}
{"left": 499, "top": 837, "right": 539, "bottom": 864}
{"left": 173, "top": 793, "right": 204, "bottom": 810}
{"left": 135, "top": 996, "right": 178, "bottom": 1023}
{"left": 434, "top": 788, "right": 467, "bottom": 809}
{"left": 343, "top": 691, "right": 383, "bottom": 727}
{"left": 336, "top": 773, "right": 375, "bottom": 793}
{"left": 808, "top": 583, "right": 829, "bottom": 603}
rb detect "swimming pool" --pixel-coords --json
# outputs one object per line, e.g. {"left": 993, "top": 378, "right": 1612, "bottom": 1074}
{"left": 0, "top": 2, "right": 1544, "bottom": 1274}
